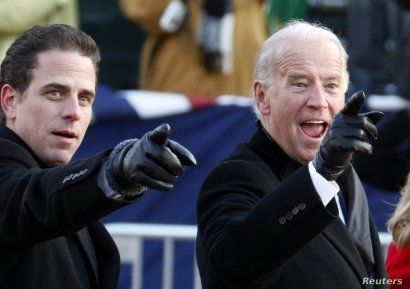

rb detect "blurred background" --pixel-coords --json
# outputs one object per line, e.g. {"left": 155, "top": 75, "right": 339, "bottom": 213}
{"left": 2, "top": 0, "right": 408, "bottom": 288}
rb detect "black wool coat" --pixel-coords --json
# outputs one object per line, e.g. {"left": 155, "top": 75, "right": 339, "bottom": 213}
{"left": 0, "top": 125, "right": 131, "bottom": 289}
{"left": 196, "top": 126, "right": 387, "bottom": 289}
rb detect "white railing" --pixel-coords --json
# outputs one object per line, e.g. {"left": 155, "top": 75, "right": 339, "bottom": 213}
{"left": 105, "top": 223, "right": 393, "bottom": 289}
{"left": 379, "top": 231, "right": 393, "bottom": 258}
{"left": 105, "top": 223, "right": 201, "bottom": 289}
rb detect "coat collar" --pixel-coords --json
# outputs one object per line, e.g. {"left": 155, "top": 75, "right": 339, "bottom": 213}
{"left": 248, "top": 121, "right": 301, "bottom": 182}
{"left": 0, "top": 124, "right": 48, "bottom": 168}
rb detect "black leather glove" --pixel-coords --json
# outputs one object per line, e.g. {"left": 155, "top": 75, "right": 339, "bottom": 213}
{"left": 313, "top": 91, "right": 384, "bottom": 181}
{"left": 111, "top": 123, "right": 196, "bottom": 193}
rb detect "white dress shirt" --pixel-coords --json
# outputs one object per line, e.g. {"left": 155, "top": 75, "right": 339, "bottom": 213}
{"left": 308, "top": 162, "right": 346, "bottom": 224}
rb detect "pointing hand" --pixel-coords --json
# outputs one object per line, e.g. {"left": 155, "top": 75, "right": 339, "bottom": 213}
{"left": 313, "top": 91, "right": 384, "bottom": 180}
{"left": 112, "top": 123, "right": 196, "bottom": 192}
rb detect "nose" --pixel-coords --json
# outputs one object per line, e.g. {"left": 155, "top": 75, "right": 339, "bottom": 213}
{"left": 61, "top": 95, "right": 81, "bottom": 121}
{"left": 306, "top": 83, "right": 328, "bottom": 109}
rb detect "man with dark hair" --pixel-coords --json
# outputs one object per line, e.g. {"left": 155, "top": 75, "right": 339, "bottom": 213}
{"left": 0, "top": 24, "right": 196, "bottom": 289}
{"left": 196, "top": 21, "right": 387, "bottom": 289}
{"left": 0, "top": 24, "right": 100, "bottom": 123}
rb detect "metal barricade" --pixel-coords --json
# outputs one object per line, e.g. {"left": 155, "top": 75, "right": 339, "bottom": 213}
{"left": 105, "top": 223, "right": 201, "bottom": 289}
{"left": 106, "top": 222, "right": 393, "bottom": 289}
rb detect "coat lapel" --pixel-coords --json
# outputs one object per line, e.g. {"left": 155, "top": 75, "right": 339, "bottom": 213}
{"left": 340, "top": 166, "right": 375, "bottom": 274}
{"left": 282, "top": 158, "right": 370, "bottom": 281}
{"left": 283, "top": 159, "right": 376, "bottom": 281}
{"left": 322, "top": 216, "right": 369, "bottom": 282}
{"left": 320, "top": 166, "right": 376, "bottom": 281}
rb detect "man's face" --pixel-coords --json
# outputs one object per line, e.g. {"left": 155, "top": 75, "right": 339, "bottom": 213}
{"left": 4, "top": 50, "right": 96, "bottom": 167}
{"left": 255, "top": 40, "right": 346, "bottom": 164}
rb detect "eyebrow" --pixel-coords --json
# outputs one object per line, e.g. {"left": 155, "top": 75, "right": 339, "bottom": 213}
{"left": 323, "top": 76, "right": 342, "bottom": 83}
{"left": 41, "top": 82, "right": 95, "bottom": 96}
{"left": 288, "top": 73, "right": 307, "bottom": 80}
{"left": 288, "top": 73, "right": 342, "bottom": 82}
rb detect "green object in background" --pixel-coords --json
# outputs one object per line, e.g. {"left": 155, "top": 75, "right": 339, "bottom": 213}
{"left": 266, "top": 0, "right": 308, "bottom": 34}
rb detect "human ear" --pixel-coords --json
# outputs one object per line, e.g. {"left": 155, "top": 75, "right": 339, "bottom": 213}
{"left": 253, "top": 81, "right": 270, "bottom": 115}
{"left": 1, "top": 84, "right": 18, "bottom": 121}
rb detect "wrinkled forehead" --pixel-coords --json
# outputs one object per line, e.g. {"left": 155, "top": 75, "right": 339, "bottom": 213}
{"left": 274, "top": 39, "right": 346, "bottom": 76}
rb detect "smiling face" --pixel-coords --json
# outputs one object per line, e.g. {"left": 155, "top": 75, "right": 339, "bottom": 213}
{"left": 254, "top": 39, "right": 346, "bottom": 164}
{"left": 1, "top": 50, "right": 96, "bottom": 167}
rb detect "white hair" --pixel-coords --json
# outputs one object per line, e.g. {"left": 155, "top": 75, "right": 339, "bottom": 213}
{"left": 251, "top": 20, "right": 350, "bottom": 118}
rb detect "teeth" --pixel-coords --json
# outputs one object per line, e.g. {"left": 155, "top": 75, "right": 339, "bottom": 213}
{"left": 305, "top": 120, "right": 324, "bottom": 124}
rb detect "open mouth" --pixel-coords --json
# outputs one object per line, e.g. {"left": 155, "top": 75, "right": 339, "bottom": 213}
{"left": 300, "top": 120, "right": 328, "bottom": 138}
{"left": 52, "top": 130, "right": 77, "bottom": 139}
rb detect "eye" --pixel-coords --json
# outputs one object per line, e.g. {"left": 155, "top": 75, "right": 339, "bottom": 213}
{"left": 46, "top": 89, "right": 62, "bottom": 100}
{"left": 293, "top": 81, "right": 308, "bottom": 89}
{"left": 295, "top": 82, "right": 307, "bottom": 88}
{"left": 79, "top": 95, "right": 89, "bottom": 103}
{"left": 326, "top": 83, "right": 338, "bottom": 90}
{"left": 49, "top": 90, "right": 60, "bottom": 97}
{"left": 79, "top": 95, "right": 93, "bottom": 106}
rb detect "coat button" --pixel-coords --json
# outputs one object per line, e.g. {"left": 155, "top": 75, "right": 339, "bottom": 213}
{"left": 279, "top": 217, "right": 286, "bottom": 224}
{"left": 298, "top": 203, "right": 306, "bottom": 211}
{"left": 292, "top": 207, "right": 299, "bottom": 215}
{"left": 285, "top": 211, "right": 293, "bottom": 220}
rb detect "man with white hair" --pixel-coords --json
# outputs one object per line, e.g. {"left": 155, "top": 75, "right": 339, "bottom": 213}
{"left": 196, "top": 21, "right": 388, "bottom": 289}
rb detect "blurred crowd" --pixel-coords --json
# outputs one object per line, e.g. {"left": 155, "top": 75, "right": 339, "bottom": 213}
{"left": 0, "top": 0, "right": 407, "bottom": 192}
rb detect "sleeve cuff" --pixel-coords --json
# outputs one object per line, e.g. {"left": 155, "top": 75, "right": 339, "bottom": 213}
{"left": 97, "top": 139, "right": 147, "bottom": 201}
{"left": 308, "top": 161, "right": 340, "bottom": 206}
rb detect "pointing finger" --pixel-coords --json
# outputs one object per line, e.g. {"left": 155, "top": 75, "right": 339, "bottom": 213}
{"left": 149, "top": 123, "right": 171, "bottom": 146}
{"left": 360, "top": 111, "right": 385, "bottom": 125}
{"left": 340, "top": 91, "right": 365, "bottom": 116}
{"left": 167, "top": 139, "right": 197, "bottom": 166}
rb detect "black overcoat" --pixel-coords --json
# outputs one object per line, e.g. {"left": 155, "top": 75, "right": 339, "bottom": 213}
{"left": 196, "top": 126, "right": 387, "bottom": 289}
{"left": 0, "top": 125, "right": 130, "bottom": 289}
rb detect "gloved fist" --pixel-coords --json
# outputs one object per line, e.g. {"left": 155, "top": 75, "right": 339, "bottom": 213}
{"left": 313, "top": 91, "right": 384, "bottom": 180}
{"left": 112, "top": 123, "right": 196, "bottom": 193}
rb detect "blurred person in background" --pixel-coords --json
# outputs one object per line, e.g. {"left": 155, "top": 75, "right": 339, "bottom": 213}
{"left": 348, "top": 0, "right": 410, "bottom": 192}
{"left": 346, "top": 0, "right": 391, "bottom": 96}
{"left": 386, "top": 174, "right": 410, "bottom": 288}
{"left": 119, "top": 0, "right": 266, "bottom": 97}
{"left": 0, "top": 0, "right": 78, "bottom": 63}
{"left": 352, "top": 106, "right": 409, "bottom": 191}
{"left": 196, "top": 20, "right": 388, "bottom": 289}
{"left": 0, "top": 23, "right": 196, "bottom": 289}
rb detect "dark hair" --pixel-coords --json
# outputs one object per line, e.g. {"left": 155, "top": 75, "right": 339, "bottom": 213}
{"left": 0, "top": 23, "right": 100, "bottom": 122}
